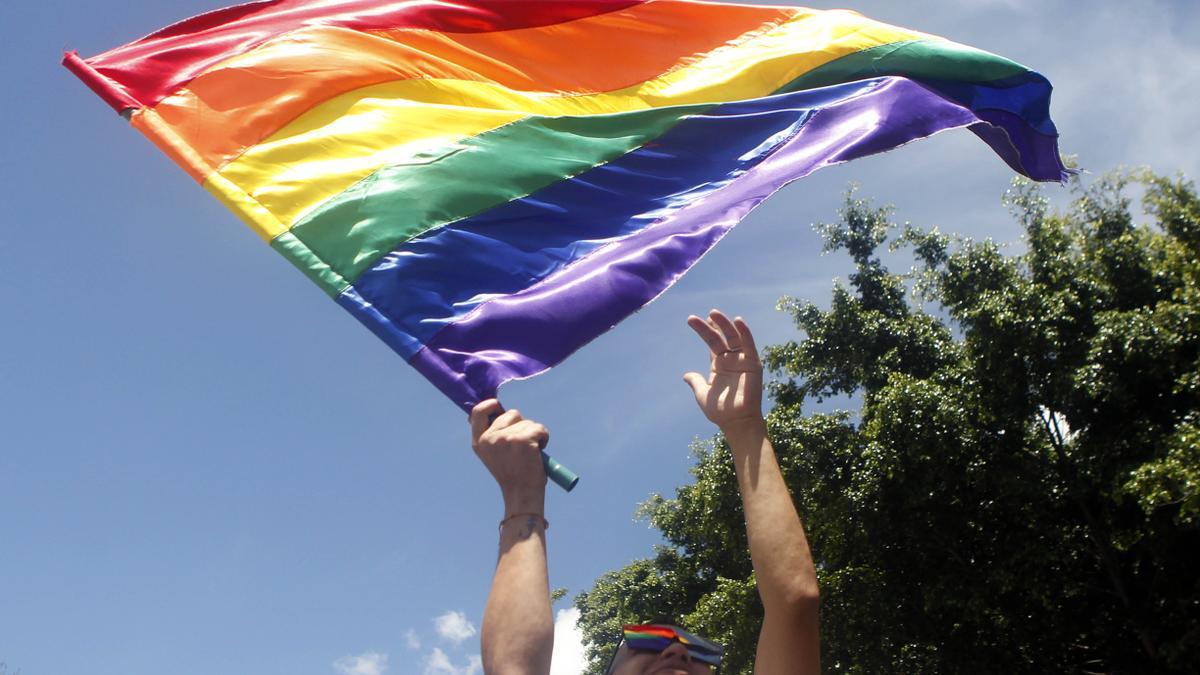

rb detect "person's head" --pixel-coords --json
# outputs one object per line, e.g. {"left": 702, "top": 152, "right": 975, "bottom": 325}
{"left": 604, "top": 622, "right": 723, "bottom": 675}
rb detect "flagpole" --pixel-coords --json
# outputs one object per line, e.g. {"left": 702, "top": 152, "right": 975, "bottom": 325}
{"left": 542, "top": 451, "right": 578, "bottom": 492}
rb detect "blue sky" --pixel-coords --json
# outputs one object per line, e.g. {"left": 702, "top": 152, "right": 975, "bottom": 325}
{"left": 2, "top": 1, "right": 1198, "bottom": 674}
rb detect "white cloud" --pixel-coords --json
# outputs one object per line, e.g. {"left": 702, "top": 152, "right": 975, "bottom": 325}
{"left": 405, "top": 628, "right": 421, "bottom": 650}
{"left": 550, "top": 608, "right": 588, "bottom": 675}
{"left": 423, "top": 648, "right": 482, "bottom": 675}
{"left": 333, "top": 651, "right": 388, "bottom": 675}
{"left": 433, "top": 610, "right": 478, "bottom": 645}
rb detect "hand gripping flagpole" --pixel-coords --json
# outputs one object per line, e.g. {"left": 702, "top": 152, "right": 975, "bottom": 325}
{"left": 488, "top": 410, "right": 579, "bottom": 493}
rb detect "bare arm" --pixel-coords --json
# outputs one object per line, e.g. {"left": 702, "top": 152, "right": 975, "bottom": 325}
{"left": 684, "top": 310, "right": 820, "bottom": 675}
{"left": 470, "top": 400, "right": 554, "bottom": 675}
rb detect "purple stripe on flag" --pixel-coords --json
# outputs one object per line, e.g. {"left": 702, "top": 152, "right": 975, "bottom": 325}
{"left": 970, "top": 108, "right": 1069, "bottom": 181}
{"left": 407, "top": 77, "right": 1036, "bottom": 409}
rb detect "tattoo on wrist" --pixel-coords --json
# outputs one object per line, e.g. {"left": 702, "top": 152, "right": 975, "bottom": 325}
{"left": 499, "top": 512, "right": 549, "bottom": 534}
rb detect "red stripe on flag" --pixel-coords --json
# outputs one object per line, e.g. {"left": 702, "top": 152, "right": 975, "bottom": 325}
{"left": 71, "top": 0, "right": 645, "bottom": 109}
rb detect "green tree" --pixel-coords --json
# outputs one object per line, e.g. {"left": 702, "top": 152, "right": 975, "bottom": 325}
{"left": 575, "top": 170, "right": 1200, "bottom": 673}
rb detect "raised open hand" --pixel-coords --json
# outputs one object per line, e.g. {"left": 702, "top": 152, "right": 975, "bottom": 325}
{"left": 683, "top": 309, "right": 763, "bottom": 429}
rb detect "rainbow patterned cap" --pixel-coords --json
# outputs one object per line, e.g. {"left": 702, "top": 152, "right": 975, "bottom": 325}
{"left": 622, "top": 624, "right": 724, "bottom": 666}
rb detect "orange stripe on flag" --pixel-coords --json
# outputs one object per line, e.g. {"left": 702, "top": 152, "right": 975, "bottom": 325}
{"left": 146, "top": 0, "right": 796, "bottom": 181}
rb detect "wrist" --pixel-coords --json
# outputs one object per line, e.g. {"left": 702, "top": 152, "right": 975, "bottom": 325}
{"left": 502, "top": 488, "right": 545, "bottom": 517}
{"left": 719, "top": 415, "right": 768, "bottom": 444}
{"left": 499, "top": 511, "right": 548, "bottom": 533}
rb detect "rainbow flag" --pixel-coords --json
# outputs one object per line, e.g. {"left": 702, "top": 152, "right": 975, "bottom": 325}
{"left": 65, "top": 0, "right": 1068, "bottom": 411}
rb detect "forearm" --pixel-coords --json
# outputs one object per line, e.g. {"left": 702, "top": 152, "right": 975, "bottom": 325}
{"left": 469, "top": 402, "right": 554, "bottom": 674}
{"left": 482, "top": 512, "right": 554, "bottom": 674}
{"left": 722, "top": 417, "right": 819, "bottom": 614}
{"left": 683, "top": 311, "right": 819, "bottom": 672}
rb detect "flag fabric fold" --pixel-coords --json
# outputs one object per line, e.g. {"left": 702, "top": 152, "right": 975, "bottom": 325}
{"left": 65, "top": 0, "right": 1069, "bottom": 410}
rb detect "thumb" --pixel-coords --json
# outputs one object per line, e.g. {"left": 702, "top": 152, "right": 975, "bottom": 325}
{"left": 683, "top": 372, "right": 708, "bottom": 397}
{"left": 469, "top": 398, "right": 503, "bottom": 441}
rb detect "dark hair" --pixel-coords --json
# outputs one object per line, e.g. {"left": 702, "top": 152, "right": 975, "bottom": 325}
{"left": 646, "top": 615, "right": 684, "bottom": 628}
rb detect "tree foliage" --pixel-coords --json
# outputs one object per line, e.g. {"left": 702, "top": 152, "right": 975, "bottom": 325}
{"left": 574, "top": 170, "right": 1200, "bottom": 673}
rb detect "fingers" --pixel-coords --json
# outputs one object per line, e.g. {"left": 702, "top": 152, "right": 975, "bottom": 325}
{"left": 687, "top": 314, "right": 729, "bottom": 355}
{"left": 733, "top": 315, "right": 760, "bottom": 362}
{"left": 470, "top": 399, "right": 549, "bottom": 451}
{"left": 709, "top": 310, "right": 741, "bottom": 350}
{"left": 469, "top": 399, "right": 525, "bottom": 441}
{"left": 510, "top": 419, "right": 550, "bottom": 450}
{"left": 491, "top": 408, "right": 524, "bottom": 431}
{"left": 690, "top": 309, "right": 759, "bottom": 361}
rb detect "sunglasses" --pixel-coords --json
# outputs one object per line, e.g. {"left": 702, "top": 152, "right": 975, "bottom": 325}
{"left": 614, "top": 623, "right": 725, "bottom": 667}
